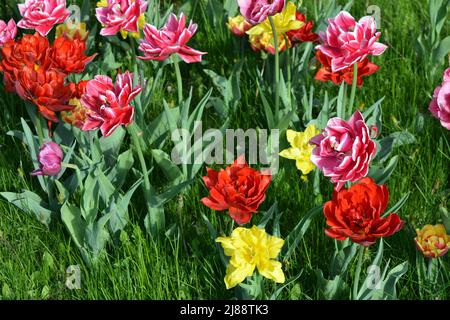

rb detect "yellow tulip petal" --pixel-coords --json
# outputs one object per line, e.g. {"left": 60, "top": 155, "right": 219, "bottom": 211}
{"left": 257, "top": 260, "right": 285, "bottom": 284}
{"left": 224, "top": 263, "right": 255, "bottom": 289}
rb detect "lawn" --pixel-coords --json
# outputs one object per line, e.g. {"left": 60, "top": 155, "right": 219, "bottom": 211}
{"left": 0, "top": 0, "right": 448, "bottom": 300}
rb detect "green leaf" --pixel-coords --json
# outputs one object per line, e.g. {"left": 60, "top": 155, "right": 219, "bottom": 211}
{"left": 383, "top": 192, "right": 410, "bottom": 217}
{"left": 108, "top": 150, "right": 134, "bottom": 189}
{"left": 282, "top": 205, "right": 322, "bottom": 261}
{"left": 257, "top": 202, "right": 277, "bottom": 229}
{"left": 151, "top": 149, "right": 184, "bottom": 184}
{"left": 330, "top": 243, "right": 358, "bottom": 277}
{"left": 368, "top": 155, "right": 398, "bottom": 184}
{"left": 1, "top": 191, "right": 52, "bottom": 226}
{"left": 433, "top": 36, "right": 450, "bottom": 64}
{"left": 315, "top": 270, "right": 350, "bottom": 300}
{"left": 61, "top": 202, "right": 86, "bottom": 249}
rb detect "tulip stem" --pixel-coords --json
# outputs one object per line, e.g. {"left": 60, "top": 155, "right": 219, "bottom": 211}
{"left": 287, "top": 46, "right": 292, "bottom": 108}
{"left": 268, "top": 16, "right": 280, "bottom": 118}
{"left": 128, "top": 123, "right": 152, "bottom": 213}
{"left": 348, "top": 63, "right": 358, "bottom": 116}
{"left": 353, "top": 244, "right": 365, "bottom": 299}
{"left": 173, "top": 56, "right": 183, "bottom": 104}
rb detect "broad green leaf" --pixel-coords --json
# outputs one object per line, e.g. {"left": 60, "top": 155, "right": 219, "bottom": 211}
{"left": 1, "top": 191, "right": 52, "bottom": 226}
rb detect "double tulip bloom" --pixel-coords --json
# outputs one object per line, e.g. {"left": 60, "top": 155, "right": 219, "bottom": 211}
{"left": 316, "top": 11, "right": 387, "bottom": 73}
{"left": 237, "top": 0, "right": 285, "bottom": 25}
{"left": 201, "top": 156, "right": 272, "bottom": 225}
{"left": 0, "top": 32, "right": 95, "bottom": 122}
{"left": 139, "top": 13, "right": 207, "bottom": 63}
{"left": 96, "top": 0, "right": 148, "bottom": 39}
{"left": 429, "top": 68, "right": 450, "bottom": 130}
{"left": 80, "top": 71, "right": 142, "bottom": 137}
{"left": 323, "top": 178, "right": 404, "bottom": 246}
{"left": 310, "top": 111, "right": 377, "bottom": 191}
{"left": 216, "top": 226, "right": 285, "bottom": 289}
{"left": 0, "top": 19, "right": 17, "bottom": 46}
{"left": 17, "top": 0, "right": 70, "bottom": 36}
{"left": 31, "top": 141, "right": 63, "bottom": 176}
{"left": 415, "top": 224, "right": 450, "bottom": 258}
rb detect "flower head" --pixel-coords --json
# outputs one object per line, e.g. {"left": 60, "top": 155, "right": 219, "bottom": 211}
{"left": 81, "top": 71, "right": 141, "bottom": 137}
{"left": 31, "top": 141, "right": 63, "bottom": 176}
{"left": 429, "top": 68, "right": 450, "bottom": 130}
{"left": 216, "top": 226, "right": 285, "bottom": 289}
{"left": 138, "top": 13, "right": 207, "bottom": 63}
{"left": 279, "top": 124, "right": 320, "bottom": 176}
{"left": 315, "top": 50, "right": 379, "bottom": 87}
{"left": 96, "top": 0, "right": 148, "bottom": 39}
{"left": 246, "top": 2, "right": 303, "bottom": 54}
{"left": 286, "top": 11, "right": 318, "bottom": 44}
{"left": 50, "top": 34, "right": 97, "bottom": 74}
{"left": 201, "top": 156, "right": 272, "bottom": 225}
{"left": 227, "top": 15, "right": 252, "bottom": 37}
{"left": 316, "top": 11, "right": 387, "bottom": 72}
{"left": 310, "top": 111, "right": 377, "bottom": 191}
{"left": 237, "top": 0, "right": 285, "bottom": 25}
{"left": 14, "top": 67, "right": 75, "bottom": 122}
{"left": 0, "top": 19, "right": 17, "bottom": 46}
{"left": 0, "top": 33, "right": 50, "bottom": 92}
{"left": 324, "top": 177, "right": 404, "bottom": 246}
{"left": 61, "top": 98, "right": 91, "bottom": 129}
{"left": 55, "top": 21, "right": 88, "bottom": 39}
{"left": 415, "top": 224, "right": 450, "bottom": 258}
{"left": 17, "top": 0, "right": 70, "bottom": 36}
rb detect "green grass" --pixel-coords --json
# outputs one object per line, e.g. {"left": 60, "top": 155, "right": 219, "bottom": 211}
{"left": 0, "top": 0, "right": 449, "bottom": 300}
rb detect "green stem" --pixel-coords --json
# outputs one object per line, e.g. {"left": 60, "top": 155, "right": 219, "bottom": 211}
{"left": 348, "top": 63, "right": 359, "bottom": 116}
{"left": 287, "top": 47, "right": 292, "bottom": 108}
{"left": 172, "top": 56, "right": 183, "bottom": 104}
{"left": 353, "top": 245, "right": 365, "bottom": 299}
{"left": 128, "top": 123, "right": 152, "bottom": 211}
{"left": 268, "top": 16, "right": 280, "bottom": 118}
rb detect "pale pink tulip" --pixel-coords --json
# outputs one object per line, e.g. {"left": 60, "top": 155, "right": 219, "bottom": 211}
{"left": 96, "top": 0, "right": 148, "bottom": 37}
{"left": 0, "top": 19, "right": 17, "bottom": 46}
{"left": 316, "top": 11, "right": 387, "bottom": 72}
{"left": 138, "top": 13, "right": 207, "bottom": 63}
{"left": 17, "top": 0, "right": 70, "bottom": 36}
{"left": 429, "top": 68, "right": 450, "bottom": 130}
{"left": 81, "top": 71, "right": 142, "bottom": 137}
{"left": 31, "top": 141, "right": 63, "bottom": 176}
{"left": 237, "top": 0, "right": 285, "bottom": 25}
{"left": 310, "top": 111, "right": 377, "bottom": 191}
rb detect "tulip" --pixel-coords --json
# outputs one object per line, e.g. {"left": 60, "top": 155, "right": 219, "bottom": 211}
{"left": 31, "top": 141, "right": 63, "bottom": 176}
{"left": 415, "top": 224, "right": 450, "bottom": 258}
{"left": 316, "top": 11, "right": 387, "bottom": 72}
{"left": 138, "top": 13, "right": 207, "bottom": 63}
{"left": 81, "top": 71, "right": 142, "bottom": 137}
{"left": 429, "top": 68, "right": 450, "bottom": 130}
{"left": 237, "top": 0, "right": 285, "bottom": 25}
{"left": 17, "top": 0, "right": 70, "bottom": 36}
{"left": 0, "top": 19, "right": 17, "bottom": 46}
{"left": 310, "top": 111, "right": 377, "bottom": 191}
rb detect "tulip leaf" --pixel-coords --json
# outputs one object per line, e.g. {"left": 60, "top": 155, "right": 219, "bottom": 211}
{"left": 383, "top": 192, "right": 410, "bottom": 217}
{"left": 61, "top": 202, "right": 86, "bottom": 250}
{"left": 368, "top": 155, "right": 398, "bottom": 185}
{"left": 152, "top": 149, "right": 184, "bottom": 184}
{"left": 1, "top": 191, "right": 52, "bottom": 226}
{"left": 282, "top": 205, "right": 323, "bottom": 261}
{"left": 315, "top": 270, "right": 350, "bottom": 300}
{"left": 433, "top": 36, "right": 450, "bottom": 64}
{"left": 258, "top": 81, "right": 274, "bottom": 129}
{"left": 336, "top": 83, "right": 346, "bottom": 119}
{"left": 330, "top": 243, "right": 358, "bottom": 277}
{"left": 107, "top": 150, "right": 134, "bottom": 189}
{"left": 440, "top": 207, "right": 450, "bottom": 234}
{"left": 257, "top": 202, "right": 277, "bottom": 229}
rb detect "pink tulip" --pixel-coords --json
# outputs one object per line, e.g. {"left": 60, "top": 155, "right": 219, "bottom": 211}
{"left": 0, "top": 19, "right": 17, "bottom": 46}
{"left": 429, "top": 68, "right": 450, "bottom": 130}
{"left": 81, "top": 71, "right": 142, "bottom": 137}
{"left": 316, "top": 11, "right": 387, "bottom": 72}
{"left": 237, "top": 0, "right": 285, "bottom": 25}
{"left": 31, "top": 141, "right": 63, "bottom": 176}
{"left": 138, "top": 13, "right": 207, "bottom": 63}
{"left": 17, "top": 0, "right": 70, "bottom": 36}
{"left": 96, "top": 0, "right": 148, "bottom": 37}
{"left": 310, "top": 111, "right": 377, "bottom": 191}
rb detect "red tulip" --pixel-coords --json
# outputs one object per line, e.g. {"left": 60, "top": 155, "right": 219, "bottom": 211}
{"left": 201, "top": 156, "right": 272, "bottom": 225}
{"left": 315, "top": 51, "right": 379, "bottom": 87}
{"left": 323, "top": 178, "right": 404, "bottom": 246}
{"left": 286, "top": 12, "right": 318, "bottom": 44}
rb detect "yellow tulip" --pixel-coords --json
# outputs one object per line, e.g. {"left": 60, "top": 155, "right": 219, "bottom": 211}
{"left": 279, "top": 124, "right": 320, "bottom": 176}
{"left": 216, "top": 226, "right": 285, "bottom": 289}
